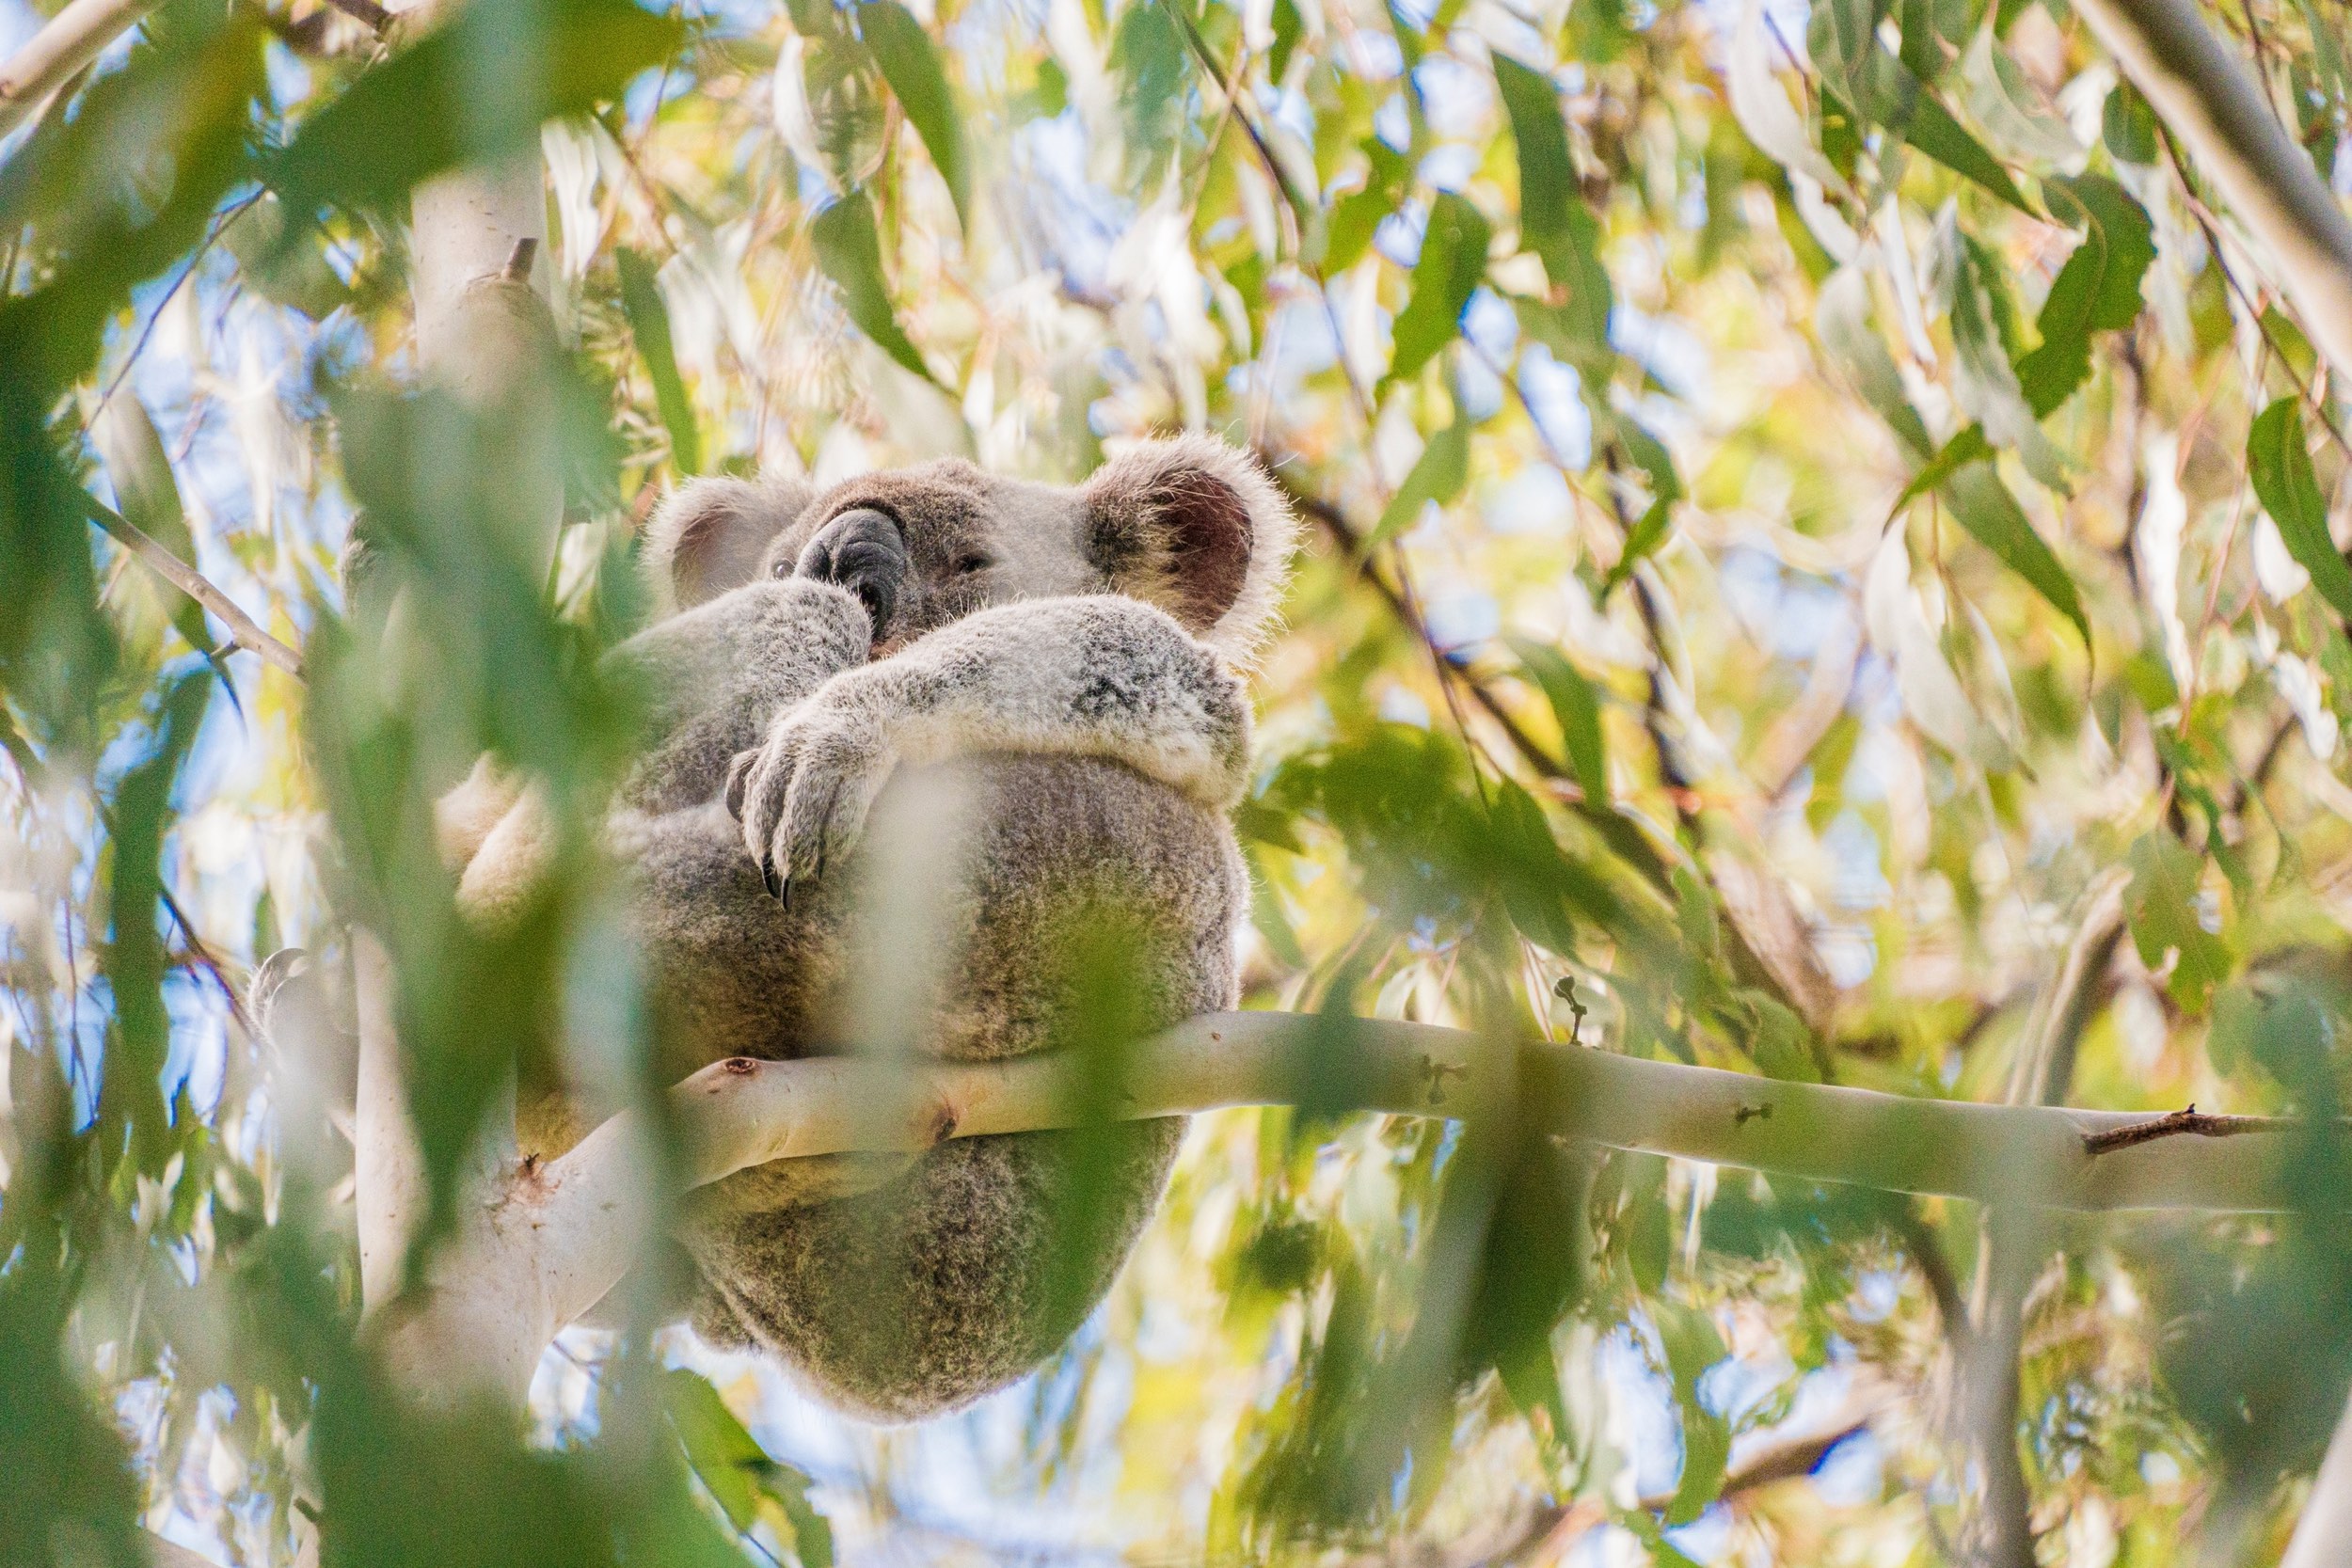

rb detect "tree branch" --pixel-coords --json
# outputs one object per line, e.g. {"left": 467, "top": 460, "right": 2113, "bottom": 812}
{"left": 87, "top": 500, "right": 306, "bottom": 678}
{"left": 2081, "top": 1105, "right": 2275, "bottom": 1156}
{"left": 2071, "top": 0, "right": 2352, "bottom": 385}
{"left": 2281, "top": 1380, "right": 2352, "bottom": 1568}
{"left": 0, "top": 0, "right": 159, "bottom": 136}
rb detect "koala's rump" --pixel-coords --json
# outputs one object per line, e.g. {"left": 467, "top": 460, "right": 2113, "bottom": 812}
{"left": 639, "top": 753, "right": 1243, "bottom": 1419}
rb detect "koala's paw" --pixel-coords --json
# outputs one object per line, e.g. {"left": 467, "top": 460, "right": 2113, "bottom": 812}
{"left": 726, "top": 709, "right": 894, "bottom": 904}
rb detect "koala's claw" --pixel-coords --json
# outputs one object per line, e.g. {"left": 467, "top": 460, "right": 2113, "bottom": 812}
{"left": 735, "top": 711, "right": 892, "bottom": 903}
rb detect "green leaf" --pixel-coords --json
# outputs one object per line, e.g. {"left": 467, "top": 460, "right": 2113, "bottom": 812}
{"left": 267, "top": 0, "right": 684, "bottom": 217}
{"left": 1959, "top": 20, "right": 2077, "bottom": 164}
{"left": 1108, "top": 0, "right": 1192, "bottom": 158}
{"left": 1370, "top": 408, "right": 1470, "bottom": 546}
{"left": 809, "top": 190, "right": 940, "bottom": 387}
{"left": 2102, "top": 79, "right": 2159, "bottom": 164}
{"left": 1942, "top": 461, "right": 2090, "bottom": 648}
{"left": 1903, "top": 94, "right": 2031, "bottom": 213}
{"left": 2249, "top": 397, "right": 2352, "bottom": 624}
{"left": 1269, "top": 0, "right": 1304, "bottom": 79}
{"left": 857, "top": 0, "right": 971, "bottom": 232}
{"left": 1491, "top": 52, "right": 1613, "bottom": 346}
{"left": 0, "top": 1275, "right": 148, "bottom": 1568}
{"left": 2016, "top": 175, "right": 2154, "bottom": 417}
{"left": 1898, "top": 0, "right": 1969, "bottom": 81}
{"left": 664, "top": 1370, "right": 834, "bottom": 1568}
{"left": 1941, "top": 221, "right": 2068, "bottom": 489}
{"left": 1600, "top": 420, "right": 1681, "bottom": 595}
{"left": 1386, "top": 192, "right": 1490, "bottom": 386}
{"left": 91, "top": 395, "right": 215, "bottom": 660}
{"left": 2124, "top": 831, "right": 2233, "bottom": 1013}
{"left": 614, "top": 246, "right": 701, "bottom": 477}
{"left": 1815, "top": 267, "right": 1932, "bottom": 459}
{"left": 1740, "top": 990, "right": 1821, "bottom": 1082}
{"left": 1895, "top": 422, "right": 1991, "bottom": 509}
{"left": 222, "top": 192, "right": 354, "bottom": 318}
{"left": 1508, "top": 636, "right": 1608, "bottom": 803}
{"left": 1653, "top": 1301, "right": 1732, "bottom": 1526}
{"left": 1325, "top": 138, "right": 1410, "bottom": 276}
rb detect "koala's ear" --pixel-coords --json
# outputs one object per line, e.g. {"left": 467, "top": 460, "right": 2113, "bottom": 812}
{"left": 1081, "top": 435, "right": 1298, "bottom": 664}
{"left": 642, "top": 475, "right": 815, "bottom": 614}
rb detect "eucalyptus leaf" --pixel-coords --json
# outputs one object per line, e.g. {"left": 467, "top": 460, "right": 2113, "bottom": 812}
{"left": 2124, "top": 831, "right": 2233, "bottom": 1013}
{"left": 857, "top": 0, "right": 971, "bottom": 233}
{"left": 1959, "top": 20, "right": 2078, "bottom": 164}
{"left": 614, "top": 247, "right": 702, "bottom": 477}
{"left": 1508, "top": 636, "right": 1608, "bottom": 803}
{"left": 1942, "top": 461, "right": 2089, "bottom": 649}
{"left": 2248, "top": 396, "right": 2352, "bottom": 624}
{"left": 266, "top": 0, "right": 684, "bottom": 218}
{"left": 1939, "top": 214, "right": 2068, "bottom": 489}
{"left": 1386, "top": 192, "right": 1490, "bottom": 386}
{"left": 2016, "top": 175, "right": 2153, "bottom": 418}
{"left": 1491, "top": 52, "right": 1613, "bottom": 347}
{"left": 1816, "top": 267, "right": 1932, "bottom": 459}
{"left": 1371, "top": 409, "right": 1470, "bottom": 546}
{"left": 809, "top": 190, "right": 941, "bottom": 387}
{"left": 91, "top": 395, "right": 215, "bottom": 660}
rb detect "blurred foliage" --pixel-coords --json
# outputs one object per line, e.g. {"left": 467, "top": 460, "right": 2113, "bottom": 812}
{"left": 7, "top": 0, "right": 2352, "bottom": 1560}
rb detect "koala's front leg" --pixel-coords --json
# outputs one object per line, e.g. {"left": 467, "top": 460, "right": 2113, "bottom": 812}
{"left": 728, "top": 595, "right": 1250, "bottom": 901}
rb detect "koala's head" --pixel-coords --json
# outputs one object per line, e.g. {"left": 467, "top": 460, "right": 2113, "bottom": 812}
{"left": 641, "top": 436, "right": 1298, "bottom": 664}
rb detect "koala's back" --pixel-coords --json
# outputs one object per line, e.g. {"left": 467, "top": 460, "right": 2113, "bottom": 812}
{"left": 630, "top": 752, "right": 1244, "bottom": 1418}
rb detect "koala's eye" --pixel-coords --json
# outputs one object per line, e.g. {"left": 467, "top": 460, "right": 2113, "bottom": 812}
{"left": 771, "top": 559, "right": 791, "bottom": 578}
{"left": 954, "top": 554, "right": 992, "bottom": 576}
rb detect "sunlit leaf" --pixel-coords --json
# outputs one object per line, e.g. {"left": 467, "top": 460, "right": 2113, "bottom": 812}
{"left": 1942, "top": 460, "right": 2089, "bottom": 648}
{"left": 2016, "top": 175, "right": 2153, "bottom": 417}
{"left": 1937, "top": 214, "right": 2067, "bottom": 489}
{"left": 1370, "top": 405, "right": 1469, "bottom": 547}
{"left": 2124, "top": 831, "right": 2233, "bottom": 1013}
{"left": 2248, "top": 397, "right": 2352, "bottom": 625}
{"left": 857, "top": 0, "right": 971, "bottom": 233}
{"left": 1508, "top": 636, "right": 1608, "bottom": 804}
{"left": 1653, "top": 1300, "right": 1731, "bottom": 1526}
{"left": 1386, "top": 193, "right": 1490, "bottom": 386}
{"left": 1326, "top": 138, "right": 1410, "bottom": 275}
{"left": 1903, "top": 94, "right": 2031, "bottom": 213}
{"left": 664, "top": 1370, "right": 834, "bottom": 1567}
{"left": 1815, "top": 267, "right": 1932, "bottom": 459}
{"left": 809, "top": 190, "right": 940, "bottom": 386}
{"left": 91, "top": 394, "right": 214, "bottom": 659}
{"left": 1491, "top": 52, "right": 1612, "bottom": 347}
{"left": 1959, "top": 20, "right": 2078, "bottom": 164}
{"left": 267, "top": 0, "right": 684, "bottom": 218}
{"left": 615, "top": 246, "right": 702, "bottom": 477}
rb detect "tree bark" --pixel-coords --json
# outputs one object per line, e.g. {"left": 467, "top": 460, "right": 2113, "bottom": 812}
{"left": 2281, "top": 1386, "right": 2352, "bottom": 1568}
{"left": 0, "top": 0, "right": 159, "bottom": 135}
{"left": 332, "top": 1008, "right": 2323, "bottom": 1406}
{"left": 2071, "top": 0, "right": 2352, "bottom": 387}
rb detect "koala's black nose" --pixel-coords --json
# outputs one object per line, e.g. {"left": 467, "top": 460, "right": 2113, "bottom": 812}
{"left": 796, "top": 507, "right": 906, "bottom": 639}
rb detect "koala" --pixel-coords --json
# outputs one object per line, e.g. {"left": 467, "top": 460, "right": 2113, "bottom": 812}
{"left": 447, "top": 436, "right": 1295, "bottom": 1419}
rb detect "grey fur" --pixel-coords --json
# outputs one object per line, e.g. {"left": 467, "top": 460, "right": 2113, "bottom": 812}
{"left": 484, "top": 440, "right": 1294, "bottom": 1419}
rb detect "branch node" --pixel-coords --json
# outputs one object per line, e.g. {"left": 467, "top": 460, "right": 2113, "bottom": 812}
{"left": 2081, "top": 1104, "right": 2275, "bottom": 1157}
{"left": 501, "top": 236, "right": 537, "bottom": 281}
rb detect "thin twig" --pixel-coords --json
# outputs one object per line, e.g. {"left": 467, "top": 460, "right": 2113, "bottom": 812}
{"left": 2081, "top": 1104, "right": 2279, "bottom": 1156}
{"left": 157, "top": 883, "right": 257, "bottom": 1039}
{"left": 87, "top": 500, "right": 305, "bottom": 678}
{"left": 94, "top": 189, "right": 266, "bottom": 420}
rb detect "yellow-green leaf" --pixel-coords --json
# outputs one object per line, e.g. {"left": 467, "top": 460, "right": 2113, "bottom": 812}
{"left": 857, "top": 0, "right": 971, "bottom": 233}
{"left": 810, "top": 190, "right": 940, "bottom": 387}
{"left": 2249, "top": 396, "right": 2352, "bottom": 624}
